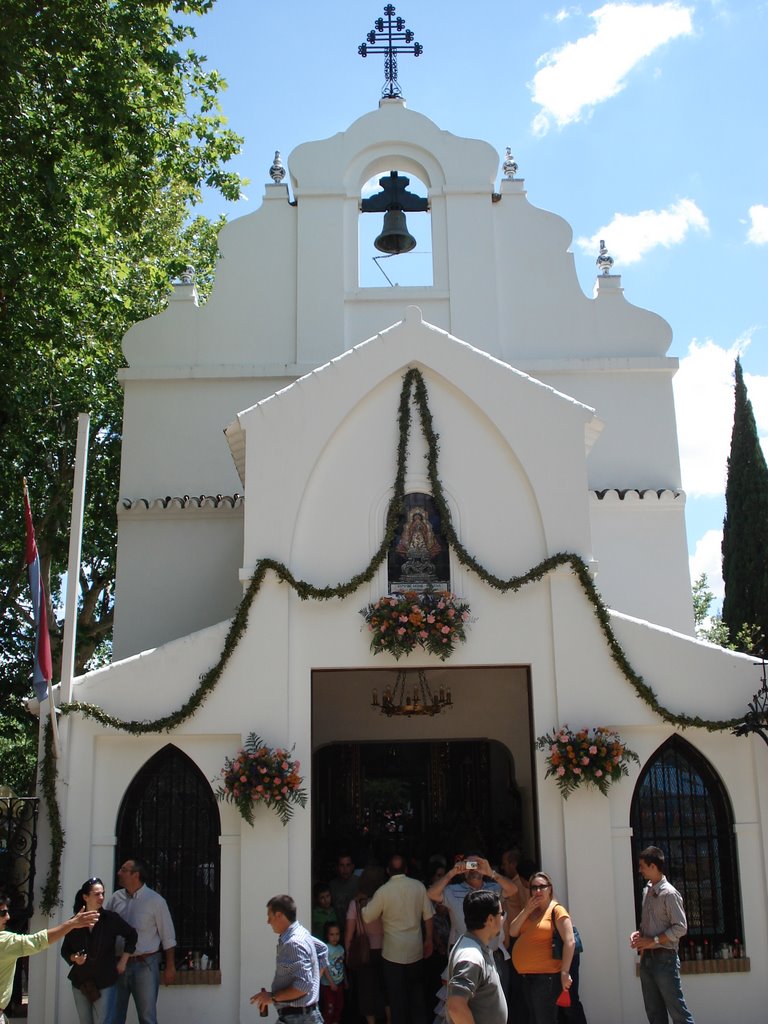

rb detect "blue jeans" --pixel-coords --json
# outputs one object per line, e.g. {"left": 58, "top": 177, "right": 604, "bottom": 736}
{"left": 521, "top": 973, "right": 560, "bottom": 1024}
{"left": 639, "top": 952, "right": 695, "bottom": 1024}
{"left": 72, "top": 983, "right": 116, "bottom": 1024}
{"left": 113, "top": 953, "right": 160, "bottom": 1024}
{"left": 276, "top": 1008, "right": 323, "bottom": 1024}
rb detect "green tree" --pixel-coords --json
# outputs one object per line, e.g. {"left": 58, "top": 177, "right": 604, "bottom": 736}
{"left": 0, "top": 1, "right": 244, "bottom": 790}
{"left": 692, "top": 573, "right": 731, "bottom": 646}
{"left": 721, "top": 358, "right": 768, "bottom": 653}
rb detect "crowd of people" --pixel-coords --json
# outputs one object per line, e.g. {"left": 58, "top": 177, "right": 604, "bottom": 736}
{"left": 0, "top": 844, "right": 694, "bottom": 1024}
{"left": 293, "top": 845, "right": 694, "bottom": 1024}
{"left": 302, "top": 847, "right": 585, "bottom": 1024}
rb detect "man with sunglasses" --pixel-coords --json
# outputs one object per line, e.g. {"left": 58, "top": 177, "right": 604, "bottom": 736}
{"left": 446, "top": 889, "right": 507, "bottom": 1024}
{"left": 0, "top": 890, "right": 98, "bottom": 1024}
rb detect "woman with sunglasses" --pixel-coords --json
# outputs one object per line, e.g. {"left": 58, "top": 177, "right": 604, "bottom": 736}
{"left": 61, "top": 877, "right": 138, "bottom": 1024}
{"left": 508, "top": 872, "right": 575, "bottom": 1024}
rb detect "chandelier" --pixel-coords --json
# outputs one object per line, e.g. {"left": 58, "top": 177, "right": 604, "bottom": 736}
{"left": 371, "top": 669, "right": 453, "bottom": 717}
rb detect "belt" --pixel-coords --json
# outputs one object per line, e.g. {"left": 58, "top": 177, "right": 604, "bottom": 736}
{"left": 129, "top": 950, "right": 160, "bottom": 962}
{"left": 277, "top": 1005, "right": 318, "bottom": 1016}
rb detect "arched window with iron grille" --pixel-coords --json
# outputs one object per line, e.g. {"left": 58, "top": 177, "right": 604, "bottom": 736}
{"left": 115, "top": 744, "right": 221, "bottom": 968}
{"left": 630, "top": 735, "right": 743, "bottom": 954}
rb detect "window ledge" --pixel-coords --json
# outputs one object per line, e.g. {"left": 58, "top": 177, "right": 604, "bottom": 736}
{"left": 174, "top": 969, "right": 222, "bottom": 985}
{"left": 636, "top": 958, "right": 750, "bottom": 976}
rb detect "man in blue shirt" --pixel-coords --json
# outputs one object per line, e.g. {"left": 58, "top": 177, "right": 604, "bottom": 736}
{"left": 252, "top": 895, "right": 328, "bottom": 1024}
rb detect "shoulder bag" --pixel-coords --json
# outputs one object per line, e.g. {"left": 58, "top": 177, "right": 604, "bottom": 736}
{"left": 346, "top": 900, "right": 371, "bottom": 970}
{"left": 551, "top": 904, "right": 583, "bottom": 959}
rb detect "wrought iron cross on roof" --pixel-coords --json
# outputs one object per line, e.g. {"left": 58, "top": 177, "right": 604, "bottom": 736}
{"left": 358, "top": 5, "right": 423, "bottom": 99}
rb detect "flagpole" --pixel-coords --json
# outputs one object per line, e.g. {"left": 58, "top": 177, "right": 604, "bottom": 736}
{"left": 60, "top": 412, "right": 90, "bottom": 706}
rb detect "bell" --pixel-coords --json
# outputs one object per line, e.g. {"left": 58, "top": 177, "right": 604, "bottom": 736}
{"left": 374, "top": 209, "right": 417, "bottom": 254}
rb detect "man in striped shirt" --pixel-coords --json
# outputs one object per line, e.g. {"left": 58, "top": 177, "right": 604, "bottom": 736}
{"left": 251, "top": 895, "right": 328, "bottom": 1024}
{"left": 630, "top": 846, "right": 695, "bottom": 1024}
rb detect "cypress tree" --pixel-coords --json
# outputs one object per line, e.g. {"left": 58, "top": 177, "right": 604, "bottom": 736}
{"left": 721, "top": 358, "right": 768, "bottom": 651}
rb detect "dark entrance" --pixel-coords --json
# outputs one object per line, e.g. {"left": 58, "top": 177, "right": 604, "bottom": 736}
{"left": 313, "top": 740, "right": 522, "bottom": 880}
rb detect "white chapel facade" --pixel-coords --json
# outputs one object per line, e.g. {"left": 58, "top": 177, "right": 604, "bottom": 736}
{"left": 31, "top": 98, "right": 768, "bottom": 1024}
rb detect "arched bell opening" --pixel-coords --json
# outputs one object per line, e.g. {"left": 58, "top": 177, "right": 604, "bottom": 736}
{"left": 358, "top": 169, "right": 433, "bottom": 287}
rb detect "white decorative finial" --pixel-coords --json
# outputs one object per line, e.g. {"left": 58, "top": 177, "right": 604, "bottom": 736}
{"left": 503, "top": 147, "right": 518, "bottom": 180}
{"left": 596, "top": 239, "right": 614, "bottom": 275}
{"left": 179, "top": 266, "right": 196, "bottom": 285}
{"left": 269, "top": 150, "right": 286, "bottom": 183}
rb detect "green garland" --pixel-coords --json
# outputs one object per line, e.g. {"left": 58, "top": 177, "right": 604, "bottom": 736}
{"left": 40, "top": 720, "right": 64, "bottom": 911}
{"left": 39, "top": 367, "right": 739, "bottom": 913}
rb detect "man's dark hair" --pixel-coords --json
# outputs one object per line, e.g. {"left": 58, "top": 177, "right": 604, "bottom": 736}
{"left": 124, "top": 858, "right": 149, "bottom": 884}
{"left": 0, "top": 891, "right": 9, "bottom": 910}
{"left": 387, "top": 853, "right": 407, "bottom": 876}
{"left": 313, "top": 882, "right": 331, "bottom": 901}
{"left": 639, "top": 846, "right": 665, "bottom": 871}
{"left": 463, "top": 889, "right": 501, "bottom": 931}
{"left": 268, "top": 894, "right": 297, "bottom": 922}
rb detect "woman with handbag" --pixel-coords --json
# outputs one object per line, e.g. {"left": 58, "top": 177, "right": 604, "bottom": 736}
{"left": 61, "top": 877, "right": 138, "bottom": 1024}
{"left": 509, "top": 872, "right": 575, "bottom": 1024}
{"left": 345, "top": 868, "right": 389, "bottom": 1024}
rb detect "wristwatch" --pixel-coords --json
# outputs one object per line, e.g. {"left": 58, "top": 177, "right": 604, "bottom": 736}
{"left": 653, "top": 935, "right": 660, "bottom": 946}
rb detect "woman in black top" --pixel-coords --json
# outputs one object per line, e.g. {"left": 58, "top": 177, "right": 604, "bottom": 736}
{"left": 61, "top": 877, "right": 138, "bottom": 1024}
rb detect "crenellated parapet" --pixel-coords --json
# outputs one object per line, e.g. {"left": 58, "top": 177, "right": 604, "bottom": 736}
{"left": 590, "top": 488, "right": 685, "bottom": 506}
{"left": 119, "top": 494, "right": 244, "bottom": 515}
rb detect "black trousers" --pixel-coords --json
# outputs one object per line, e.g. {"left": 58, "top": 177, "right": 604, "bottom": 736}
{"left": 382, "top": 958, "right": 426, "bottom": 1024}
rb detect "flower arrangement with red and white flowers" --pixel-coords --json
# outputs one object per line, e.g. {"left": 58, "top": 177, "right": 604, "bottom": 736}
{"left": 535, "top": 725, "right": 640, "bottom": 799}
{"left": 360, "top": 590, "right": 471, "bottom": 661}
{"left": 215, "top": 733, "right": 307, "bottom": 826}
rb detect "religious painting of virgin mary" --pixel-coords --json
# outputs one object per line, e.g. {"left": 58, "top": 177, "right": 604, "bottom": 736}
{"left": 388, "top": 492, "right": 450, "bottom": 594}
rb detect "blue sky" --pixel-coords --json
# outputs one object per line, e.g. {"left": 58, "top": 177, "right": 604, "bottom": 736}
{"left": 186, "top": 1, "right": 768, "bottom": 609}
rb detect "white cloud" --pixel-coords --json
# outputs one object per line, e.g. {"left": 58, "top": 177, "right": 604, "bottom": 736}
{"left": 747, "top": 204, "right": 768, "bottom": 244}
{"left": 689, "top": 529, "right": 725, "bottom": 604}
{"left": 530, "top": 2, "right": 694, "bottom": 135}
{"left": 673, "top": 334, "right": 768, "bottom": 498}
{"left": 576, "top": 199, "right": 708, "bottom": 265}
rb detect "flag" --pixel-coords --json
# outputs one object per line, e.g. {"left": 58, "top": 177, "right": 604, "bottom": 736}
{"left": 23, "top": 480, "right": 53, "bottom": 702}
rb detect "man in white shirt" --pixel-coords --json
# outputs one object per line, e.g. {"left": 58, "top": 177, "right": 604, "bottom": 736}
{"left": 362, "top": 854, "right": 433, "bottom": 1024}
{"left": 106, "top": 858, "right": 177, "bottom": 1024}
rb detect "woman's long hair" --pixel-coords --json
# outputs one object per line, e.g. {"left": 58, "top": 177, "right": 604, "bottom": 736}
{"left": 73, "top": 877, "right": 103, "bottom": 914}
